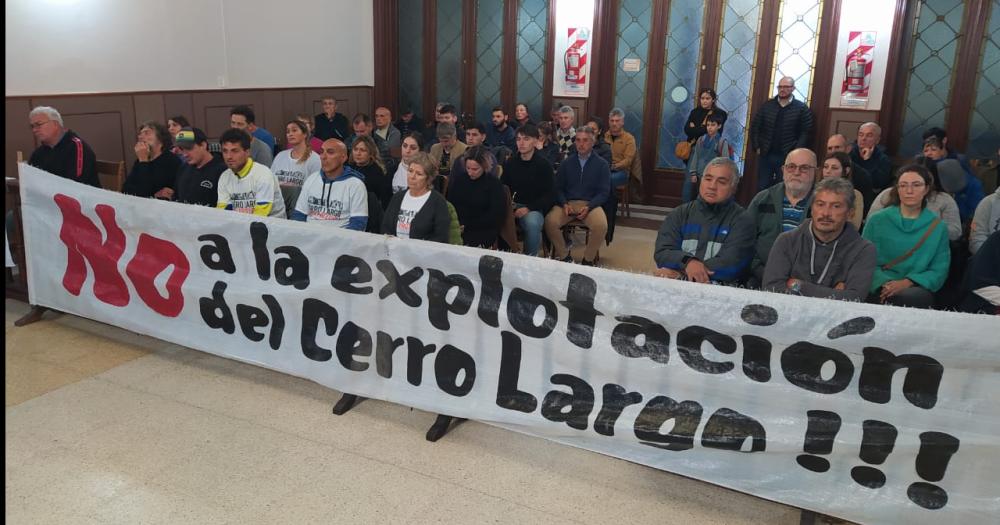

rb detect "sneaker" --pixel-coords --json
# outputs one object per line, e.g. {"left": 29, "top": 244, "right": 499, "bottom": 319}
{"left": 580, "top": 259, "right": 596, "bottom": 267}
{"left": 560, "top": 254, "right": 574, "bottom": 263}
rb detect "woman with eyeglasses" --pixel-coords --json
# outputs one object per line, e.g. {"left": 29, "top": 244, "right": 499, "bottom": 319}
{"left": 868, "top": 157, "right": 961, "bottom": 241}
{"left": 862, "top": 164, "right": 950, "bottom": 308}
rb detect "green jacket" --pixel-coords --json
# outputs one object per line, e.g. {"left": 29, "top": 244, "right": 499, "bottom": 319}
{"left": 861, "top": 206, "right": 950, "bottom": 292}
{"left": 748, "top": 183, "right": 813, "bottom": 280}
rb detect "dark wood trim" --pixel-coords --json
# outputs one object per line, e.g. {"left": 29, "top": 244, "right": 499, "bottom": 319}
{"left": 542, "top": 0, "right": 556, "bottom": 118}
{"left": 883, "top": 0, "right": 917, "bottom": 157}
{"left": 639, "top": 0, "right": 670, "bottom": 205}
{"left": 947, "top": 0, "right": 989, "bottom": 153}
{"left": 461, "top": 0, "right": 477, "bottom": 116}
{"left": 589, "top": 0, "right": 618, "bottom": 118}
{"left": 738, "top": 0, "right": 782, "bottom": 205}
{"left": 501, "top": 0, "right": 520, "bottom": 112}
{"left": 810, "top": 0, "right": 843, "bottom": 150}
{"left": 423, "top": 0, "right": 438, "bottom": 122}
{"left": 698, "top": 1, "right": 725, "bottom": 91}
{"left": 373, "top": 0, "right": 400, "bottom": 114}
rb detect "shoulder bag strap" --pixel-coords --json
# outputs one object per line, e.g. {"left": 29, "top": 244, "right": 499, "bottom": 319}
{"left": 881, "top": 217, "right": 941, "bottom": 271}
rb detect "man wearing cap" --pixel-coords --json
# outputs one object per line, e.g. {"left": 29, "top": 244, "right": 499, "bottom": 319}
{"left": 174, "top": 127, "right": 227, "bottom": 207}
{"left": 216, "top": 129, "right": 285, "bottom": 218}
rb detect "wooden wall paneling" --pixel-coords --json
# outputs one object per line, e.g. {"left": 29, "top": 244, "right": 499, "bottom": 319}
{"left": 552, "top": 98, "right": 588, "bottom": 127}
{"left": 589, "top": 0, "right": 618, "bottom": 118}
{"left": 280, "top": 90, "right": 307, "bottom": 125}
{"left": 542, "top": 0, "right": 557, "bottom": 119}
{"left": 736, "top": 0, "right": 782, "bottom": 205}
{"left": 133, "top": 94, "right": 166, "bottom": 130}
{"left": 639, "top": 0, "right": 670, "bottom": 207}
{"left": 461, "top": 0, "right": 477, "bottom": 117}
{"left": 698, "top": 0, "right": 725, "bottom": 91}
{"left": 883, "top": 0, "right": 917, "bottom": 157}
{"left": 6, "top": 99, "right": 35, "bottom": 176}
{"left": 374, "top": 0, "right": 400, "bottom": 114}
{"left": 829, "top": 109, "right": 880, "bottom": 140}
{"left": 946, "top": 0, "right": 990, "bottom": 153}
{"left": 261, "top": 91, "right": 285, "bottom": 142}
{"left": 192, "top": 91, "right": 266, "bottom": 141}
{"left": 162, "top": 93, "right": 194, "bottom": 127}
{"left": 810, "top": 0, "right": 843, "bottom": 151}
{"left": 30, "top": 95, "right": 136, "bottom": 166}
{"left": 423, "top": 0, "right": 438, "bottom": 123}
{"left": 501, "top": 0, "right": 520, "bottom": 113}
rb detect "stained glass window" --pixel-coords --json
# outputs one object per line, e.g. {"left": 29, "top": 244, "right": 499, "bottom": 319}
{"left": 716, "top": 0, "right": 764, "bottom": 167}
{"left": 476, "top": 0, "right": 505, "bottom": 123}
{"left": 437, "top": 0, "right": 464, "bottom": 110}
{"left": 898, "top": 0, "right": 967, "bottom": 157}
{"left": 656, "top": 0, "right": 706, "bottom": 168}
{"left": 969, "top": 0, "right": 1000, "bottom": 159}
{"left": 613, "top": 0, "right": 654, "bottom": 148}
{"left": 770, "top": 0, "right": 823, "bottom": 104}
{"left": 517, "top": 0, "right": 549, "bottom": 121}
{"left": 398, "top": 0, "right": 424, "bottom": 117}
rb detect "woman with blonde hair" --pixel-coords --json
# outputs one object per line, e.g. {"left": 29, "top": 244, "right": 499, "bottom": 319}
{"left": 349, "top": 135, "right": 392, "bottom": 209}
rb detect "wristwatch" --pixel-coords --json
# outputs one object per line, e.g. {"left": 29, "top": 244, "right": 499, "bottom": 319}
{"left": 789, "top": 280, "right": 803, "bottom": 295}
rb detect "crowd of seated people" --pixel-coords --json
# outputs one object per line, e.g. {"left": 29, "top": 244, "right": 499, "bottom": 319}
{"left": 21, "top": 103, "right": 998, "bottom": 315}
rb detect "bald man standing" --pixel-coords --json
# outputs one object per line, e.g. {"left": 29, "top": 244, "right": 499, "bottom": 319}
{"left": 749, "top": 77, "right": 814, "bottom": 192}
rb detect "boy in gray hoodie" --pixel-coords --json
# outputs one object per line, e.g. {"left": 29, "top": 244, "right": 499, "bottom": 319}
{"left": 762, "top": 177, "right": 876, "bottom": 301}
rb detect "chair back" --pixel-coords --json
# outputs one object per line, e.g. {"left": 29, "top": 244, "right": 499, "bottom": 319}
{"left": 498, "top": 185, "right": 520, "bottom": 253}
{"left": 96, "top": 160, "right": 126, "bottom": 192}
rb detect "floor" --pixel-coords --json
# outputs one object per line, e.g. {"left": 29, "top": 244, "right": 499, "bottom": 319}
{"left": 5, "top": 225, "right": 809, "bottom": 525}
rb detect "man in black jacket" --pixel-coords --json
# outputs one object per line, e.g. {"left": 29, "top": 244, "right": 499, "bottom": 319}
{"left": 27, "top": 106, "right": 100, "bottom": 188}
{"left": 502, "top": 124, "right": 554, "bottom": 256}
{"left": 749, "top": 77, "right": 814, "bottom": 192}
{"left": 174, "top": 127, "right": 226, "bottom": 207}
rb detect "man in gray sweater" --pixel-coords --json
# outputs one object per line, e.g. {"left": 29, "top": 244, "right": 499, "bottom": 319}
{"left": 762, "top": 177, "right": 876, "bottom": 301}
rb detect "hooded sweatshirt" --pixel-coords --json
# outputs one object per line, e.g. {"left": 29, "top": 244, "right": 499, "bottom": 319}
{"left": 762, "top": 219, "right": 877, "bottom": 301}
{"left": 290, "top": 165, "right": 368, "bottom": 230}
{"left": 862, "top": 206, "right": 950, "bottom": 293}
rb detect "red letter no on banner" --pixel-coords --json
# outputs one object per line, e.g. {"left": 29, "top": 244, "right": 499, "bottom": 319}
{"left": 54, "top": 194, "right": 189, "bottom": 317}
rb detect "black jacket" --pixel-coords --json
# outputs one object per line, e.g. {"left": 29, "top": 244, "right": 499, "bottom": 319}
{"left": 314, "top": 112, "right": 350, "bottom": 141}
{"left": 447, "top": 170, "right": 506, "bottom": 246}
{"left": 350, "top": 161, "right": 392, "bottom": 210}
{"left": 683, "top": 107, "right": 729, "bottom": 142}
{"left": 175, "top": 154, "right": 226, "bottom": 206}
{"left": 28, "top": 130, "right": 100, "bottom": 188}
{"left": 749, "top": 97, "right": 813, "bottom": 156}
{"left": 382, "top": 189, "right": 451, "bottom": 243}
{"left": 123, "top": 152, "right": 181, "bottom": 198}
{"left": 501, "top": 152, "right": 555, "bottom": 213}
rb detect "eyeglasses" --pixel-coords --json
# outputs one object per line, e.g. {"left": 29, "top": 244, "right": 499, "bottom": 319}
{"left": 897, "top": 182, "right": 926, "bottom": 190}
{"left": 782, "top": 163, "right": 816, "bottom": 173}
{"left": 29, "top": 121, "right": 51, "bottom": 129}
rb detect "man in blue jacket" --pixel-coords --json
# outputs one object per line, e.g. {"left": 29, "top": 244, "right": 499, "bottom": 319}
{"left": 544, "top": 126, "right": 610, "bottom": 266}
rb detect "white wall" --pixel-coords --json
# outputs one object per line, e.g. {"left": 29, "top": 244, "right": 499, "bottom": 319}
{"left": 828, "top": 0, "right": 897, "bottom": 110}
{"left": 4, "top": 0, "right": 374, "bottom": 96}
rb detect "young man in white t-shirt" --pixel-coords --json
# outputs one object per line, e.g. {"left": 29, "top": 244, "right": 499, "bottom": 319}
{"left": 290, "top": 139, "right": 368, "bottom": 231}
{"left": 216, "top": 129, "right": 285, "bottom": 218}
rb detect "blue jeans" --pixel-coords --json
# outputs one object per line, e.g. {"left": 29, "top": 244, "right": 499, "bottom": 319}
{"left": 516, "top": 210, "right": 545, "bottom": 256}
{"left": 610, "top": 170, "right": 628, "bottom": 189}
{"left": 757, "top": 151, "right": 786, "bottom": 192}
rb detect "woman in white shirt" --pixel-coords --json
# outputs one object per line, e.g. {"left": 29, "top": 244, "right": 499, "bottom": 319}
{"left": 382, "top": 152, "right": 451, "bottom": 243}
{"left": 270, "top": 120, "right": 322, "bottom": 216}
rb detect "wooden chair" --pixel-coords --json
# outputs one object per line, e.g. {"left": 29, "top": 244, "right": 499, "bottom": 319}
{"left": 498, "top": 186, "right": 520, "bottom": 253}
{"left": 561, "top": 218, "right": 599, "bottom": 263}
{"left": 97, "top": 160, "right": 126, "bottom": 192}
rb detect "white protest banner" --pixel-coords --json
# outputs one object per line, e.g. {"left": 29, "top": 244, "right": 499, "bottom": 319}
{"left": 18, "top": 164, "right": 1000, "bottom": 524}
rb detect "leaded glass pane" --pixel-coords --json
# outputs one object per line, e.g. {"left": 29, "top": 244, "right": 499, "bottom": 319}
{"left": 656, "top": 0, "right": 706, "bottom": 168}
{"left": 517, "top": 0, "right": 549, "bottom": 121}
{"left": 399, "top": 0, "right": 424, "bottom": 117}
{"left": 476, "top": 0, "right": 505, "bottom": 123}
{"left": 716, "top": 0, "right": 764, "bottom": 168}
{"left": 969, "top": 0, "right": 1000, "bottom": 158}
{"left": 437, "top": 0, "right": 464, "bottom": 110}
{"left": 613, "top": 0, "right": 653, "bottom": 148}
{"left": 771, "top": 0, "right": 823, "bottom": 103}
{"left": 899, "top": 0, "right": 966, "bottom": 156}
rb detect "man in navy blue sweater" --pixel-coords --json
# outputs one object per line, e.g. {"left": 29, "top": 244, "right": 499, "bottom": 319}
{"left": 544, "top": 126, "right": 611, "bottom": 265}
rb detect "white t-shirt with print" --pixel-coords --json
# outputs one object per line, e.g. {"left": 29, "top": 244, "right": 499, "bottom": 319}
{"left": 396, "top": 190, "right": 431, "bottom": 239}
{"left": 217, "top": 161, "right": 285, "bottom": 217}
{"left": 271, "top": 149, "right": 322, "bottom": 188}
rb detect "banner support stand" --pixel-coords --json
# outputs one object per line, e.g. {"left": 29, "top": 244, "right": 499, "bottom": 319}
{"left": 331, "top": 393, "right": 363, "bottom": 415}
{"left": 425, "top": 414, "right": 466, "bottom": 442}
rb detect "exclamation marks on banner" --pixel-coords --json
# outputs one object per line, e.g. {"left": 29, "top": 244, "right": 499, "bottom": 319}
{"left": 907, "top": 431, "right": 960, "bottom": 510}
{"left": 796, "top": 410, "right": 842, "bottom": 472}
{"left": 851, "top": 420, "right": 898, "bottom": 489}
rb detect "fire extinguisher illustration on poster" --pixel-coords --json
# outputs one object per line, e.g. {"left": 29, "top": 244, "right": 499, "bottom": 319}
{"left": 565, "top": 46, "right": 583, "bottom": 84}
{"left": 840, "top": 31, "right": 875, "bottom": 106}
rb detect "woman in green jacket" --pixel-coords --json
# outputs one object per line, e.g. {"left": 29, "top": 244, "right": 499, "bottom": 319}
{"left": 862, "top": 164, "right": 950, "bottom": 308}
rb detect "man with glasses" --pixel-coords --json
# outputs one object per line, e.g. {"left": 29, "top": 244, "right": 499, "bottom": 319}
{"left": 173, "top": 127, "right": 226, "bottom": 207}
{"left": 27, "top": 106, "right": 100, "bottom": 187}
{"left": 749, "top": 77, "right": 814, "bottom": 192}
{"left": 748, "top": 148, "right": 818, "bottom": 285}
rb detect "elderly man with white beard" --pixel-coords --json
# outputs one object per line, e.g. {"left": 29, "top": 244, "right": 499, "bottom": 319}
{"left": 747, "top": 148, "right": 818, "bottom": 286}
{"left": 762, "top": 177, "right": 877, "bottom": 301}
